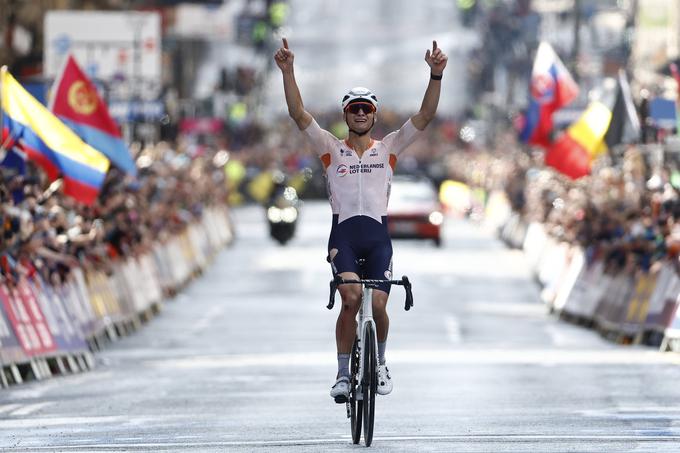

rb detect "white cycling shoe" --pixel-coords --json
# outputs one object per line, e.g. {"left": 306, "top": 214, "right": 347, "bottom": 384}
{"left": 377, "top": 364, "right": 393, "bottom": 395}
{"left": 330, "top": 376, "right": 350, "bottom": 403}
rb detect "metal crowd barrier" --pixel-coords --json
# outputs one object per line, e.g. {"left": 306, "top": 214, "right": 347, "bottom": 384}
{"left": 493, "top": 204, "right": 680, "bottom": 351}
{"left": 0, "top": 205, "right": 233, "bottom": 388}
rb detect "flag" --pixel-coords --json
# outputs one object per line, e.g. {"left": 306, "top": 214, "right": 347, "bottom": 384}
{"left": 670, "top": 63, "right": 680, "bottom": 133}
{"left": 545, "top": 78, "right": 618, "bottom": 179}
{"left": 520, "top": 42, "right": 579, "bottom": 148}
{"left": 604, "top": 70, "right": 641, "bottom": 149}
{"left": 1, "top": 66, "right": 110, "bottom": 205}
{"left": 0, "top": 148, "right": 26, "bottom": 176}
{"left": 49, "top": 55, "right": 136, "bottom": 176}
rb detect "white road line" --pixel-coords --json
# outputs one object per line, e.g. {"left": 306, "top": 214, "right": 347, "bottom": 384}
{"left": 444, "top": 315, "right": 462, "bottom": 344}
{"left": 143, "top": 348, "right": 680, "bottom": 370}
{"left": 11, "top": 402, "right": 52, "bottom": 416}
{"left": 191, "top": 305, "right": 225, "bottom": 333}
{"left": 0, "top": 404, "right": 21, "bottom": 414}
{"left": 0, "top": 415, "right": 128, "bottom": 428}
{"left": 11, "top": 435, "right": 680, "bottom": 450}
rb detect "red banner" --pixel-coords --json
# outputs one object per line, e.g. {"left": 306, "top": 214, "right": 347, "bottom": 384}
{"left": 0, "top": 281, "right": 57, "bottom": 356}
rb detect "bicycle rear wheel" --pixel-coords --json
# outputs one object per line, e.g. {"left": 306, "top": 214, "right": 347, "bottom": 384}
{"left": 362, "top": 324, "right": 377, "bottom": 446}
{"left": 350, "top": 338, "right": 362, "bottom": 444}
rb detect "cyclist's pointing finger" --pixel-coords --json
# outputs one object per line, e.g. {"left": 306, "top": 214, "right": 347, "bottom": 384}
{"left": 433, "top": 40, "right": 437, "bottom": 51}
{"left": 283, "top": 37, "right": 289, "bottom": 50}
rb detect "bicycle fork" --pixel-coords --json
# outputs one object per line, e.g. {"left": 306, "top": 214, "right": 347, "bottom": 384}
{"left": 346, "top": 286, "right": 376, "bottom": 418}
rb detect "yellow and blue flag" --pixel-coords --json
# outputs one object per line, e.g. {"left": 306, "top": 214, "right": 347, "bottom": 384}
{"left": 1, "top": 66, "right": 110, "bottom": 205}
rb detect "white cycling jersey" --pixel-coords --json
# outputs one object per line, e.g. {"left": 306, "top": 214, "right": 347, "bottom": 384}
{"left": 303, "top": 118, "right": 423, "bottom": 224}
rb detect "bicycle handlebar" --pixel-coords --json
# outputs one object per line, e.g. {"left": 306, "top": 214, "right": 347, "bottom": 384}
{"left": 327, "top": 274, "right": 414, "bottom": 311}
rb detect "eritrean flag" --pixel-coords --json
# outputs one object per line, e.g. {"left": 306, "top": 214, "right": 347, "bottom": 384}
{"left": 50, "top": 55, "right": 136, "bottom": 176}
{"left": 1, "top": 66, "right": 110, "bottom": 205}
{"left": 520, "top": 42, "right": 579, "bottom": 148}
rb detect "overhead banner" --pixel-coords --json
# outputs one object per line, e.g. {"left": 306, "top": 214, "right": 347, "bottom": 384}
{"left": 44, "top": 11, "right": 162, "bottom": 103}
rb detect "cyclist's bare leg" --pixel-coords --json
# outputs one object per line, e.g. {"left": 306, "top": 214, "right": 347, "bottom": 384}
{"left": 372, "top": 289, "right": 389, "bottom": 342}
{"left": 336, "top": 271, "right": 361, "bottom": 354}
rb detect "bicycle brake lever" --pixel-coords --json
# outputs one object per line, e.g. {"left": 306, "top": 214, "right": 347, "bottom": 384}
{"left": 402, "top": 276, "right": 413, "bottom": 311}
{"left": 328, "top": 279, "right": 337, "bottom": 310}
{"left": 327, "top": 275, "right": 344, "bottom": 310}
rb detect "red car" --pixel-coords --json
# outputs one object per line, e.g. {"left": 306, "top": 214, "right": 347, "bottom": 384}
{"left": 387, "top": 176, "right": 444, "bottom": 247}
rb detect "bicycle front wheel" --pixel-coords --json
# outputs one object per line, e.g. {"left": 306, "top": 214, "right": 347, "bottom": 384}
{"left": 350, "top": 337, "right": 362, "bottom": 444}
{"left": 362, "top": 323, "right": 377, "bottom": 446}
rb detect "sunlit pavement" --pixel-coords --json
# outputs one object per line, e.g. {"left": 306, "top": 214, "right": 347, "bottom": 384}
{"left": 1, "top": 201, "right": 680, "bottom": 452}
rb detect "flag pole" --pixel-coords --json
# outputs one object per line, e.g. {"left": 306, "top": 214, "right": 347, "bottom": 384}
{"left": 0, "top": 65, "right": 12, "bottom": 152}
{"left": 0, "top": 65, "right": 5, "bottom": 138}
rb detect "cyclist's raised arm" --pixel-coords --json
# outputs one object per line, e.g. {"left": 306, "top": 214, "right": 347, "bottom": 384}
{"left": 410, "top": 40, "right": 448, "bottom": 131}
{"left": 274, "top": 38, "right": 313, "bottom": 131}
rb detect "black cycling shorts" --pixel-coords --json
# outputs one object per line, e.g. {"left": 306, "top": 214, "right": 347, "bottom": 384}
{"left": 327, "top": 215, "right": 393, "bottom": 294}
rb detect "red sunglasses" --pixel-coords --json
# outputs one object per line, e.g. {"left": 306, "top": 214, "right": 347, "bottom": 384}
{"left": 345, "top": 102, "right": 376, "bottom": 114}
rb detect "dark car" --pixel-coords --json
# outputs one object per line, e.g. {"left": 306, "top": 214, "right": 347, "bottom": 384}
{"left": 387, "top": 176, "right": 444, "bottom": 247}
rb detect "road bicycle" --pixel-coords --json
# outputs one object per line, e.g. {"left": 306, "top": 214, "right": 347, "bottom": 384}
{"left": 328, "top": 261, "right": 413, "bottom": 447}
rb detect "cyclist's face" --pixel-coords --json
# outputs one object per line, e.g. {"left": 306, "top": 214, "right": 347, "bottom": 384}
{"left": 344, "top": 102, "right": 375, "bottom": 132}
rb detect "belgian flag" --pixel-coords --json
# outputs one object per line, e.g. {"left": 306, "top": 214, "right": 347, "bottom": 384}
{"left": 545, "top": 70, "right": 640, "bottom": 179}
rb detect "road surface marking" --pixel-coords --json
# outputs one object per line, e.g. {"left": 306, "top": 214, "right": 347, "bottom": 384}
{"left": 144, "top": 348, "right": 680, "bottom": 369}
{"left": 0, "top": 416, "right": 130, "bottom": 428}
{"left": 11, "top": 402, "right": 52, "bottom": 416}
{"left": 9, "top": 434, "right": 680, "bottom": 450}
{"left": 0, "top": 404, "right": 21, "bottom": 414}
{"left": 191, "top": 305, "right": 225, "bottom": 332}
{"left": 444, "top": 315, "right": 462, "bottom": 343}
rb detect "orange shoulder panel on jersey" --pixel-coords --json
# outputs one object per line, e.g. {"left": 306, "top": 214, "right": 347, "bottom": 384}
{"left": 389, "top": 154, "right": 397, "bottom": 171}
{"left": 320, "top": 153, "right": 331, "bottom": 169}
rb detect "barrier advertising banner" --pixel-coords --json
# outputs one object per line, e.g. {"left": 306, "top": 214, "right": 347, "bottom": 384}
{"left": 0, "top": 282, "right": 56, "bottom": 356}
{"left": 0, "top": 297, "right": 25, "bottom": 364}
{"left": 645, "top": 264, "right": 680, "bottom": 331}
{"left": 594, "top": 273, "right": 636, "bottom": 332}
{"left": 31, "top": 277, "right": 87, "bottom": 352}
{"left": 661, "top": 271, "right": 680, "bottom": 339}
{"left": 15, "top": 279, "right": 58, "bottom": 355}
{"left": 620, "top": 271, "right": 658, "bottom": 337}
{"left": 69, "top": 268, "right": 101, "bottom": 336}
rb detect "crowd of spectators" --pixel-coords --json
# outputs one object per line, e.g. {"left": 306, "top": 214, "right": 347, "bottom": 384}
{"left": 0, "top": 143, "right": 230, "bottom": 289}
{"left": 446, "top": 135, "right": 680, "bottom": 275}
{"left": 7, "top": 88, "right": 679, "bottom": 291}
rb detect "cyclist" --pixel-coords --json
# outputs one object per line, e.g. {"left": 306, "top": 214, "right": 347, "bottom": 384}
{"left": 274, "top": 38, "right": 447, "bottom": 402}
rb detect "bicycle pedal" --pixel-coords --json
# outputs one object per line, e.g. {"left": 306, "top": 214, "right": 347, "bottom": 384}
{"left": 346, "top": 402, "right": 351, "bottom": 418}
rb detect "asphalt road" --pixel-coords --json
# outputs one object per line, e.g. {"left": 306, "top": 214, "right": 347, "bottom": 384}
{"left": 2, "top": 202, "right": 680, "bottom": 452}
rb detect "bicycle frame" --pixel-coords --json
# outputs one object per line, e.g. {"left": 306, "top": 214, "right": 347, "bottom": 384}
{"left": 328, "top": 273, "right": 414, "bottom": 398}
{"left": 355, "top": 284, "right": 377, "bottom": 400}
{"left": 328, "top": 273, "right": 413, "bottom": 446}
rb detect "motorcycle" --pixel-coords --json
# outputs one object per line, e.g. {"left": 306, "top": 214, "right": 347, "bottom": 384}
{"left": 266, "top": 185, "right": 300, "bottom": 245}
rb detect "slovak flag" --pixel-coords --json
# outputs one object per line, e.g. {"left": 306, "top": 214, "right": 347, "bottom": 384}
{"left": 49, "top": 55, "right": 137, "bottom": 176}
{"left": 519, "top": 42, "right": 579, "bottom": 148}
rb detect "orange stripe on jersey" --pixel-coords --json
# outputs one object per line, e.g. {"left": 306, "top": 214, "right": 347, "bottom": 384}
{"left": 320, "top": 153, "right": 331, "bottom": 169}
{"left": 389, "top": 154, "right": 397, "bottom": 170}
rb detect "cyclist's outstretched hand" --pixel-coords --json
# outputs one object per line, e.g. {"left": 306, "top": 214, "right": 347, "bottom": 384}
{"left": 274, "top": 38, "right": 294, "bottom": 72}
{"left": 425, "top": 40, "right": 447, "bottom": 75}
